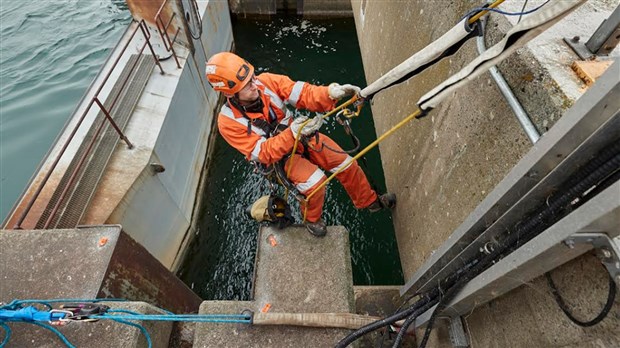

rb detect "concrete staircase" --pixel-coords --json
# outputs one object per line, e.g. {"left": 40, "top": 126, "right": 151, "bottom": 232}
{"left": 193, "top": 225, "right": 356, "bottom": 347}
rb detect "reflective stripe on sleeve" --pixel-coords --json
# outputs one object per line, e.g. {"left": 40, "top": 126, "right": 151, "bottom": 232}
{"left": 328, "top": 155, "right": 354, "bottom": 173}
{"left": 262, "top": 87, "right": 285, "bottom": 110}
{"left": 288, "top": 81, "right": 306, "bottom": 108}
{"left": 296, "top": 168, "right": 325, "bottom": 193}
{"left": 220, "top": 105, "right": 267, "bottom": 137}
{"left": 250, "top": 137, "right": 266, "bottom": 161}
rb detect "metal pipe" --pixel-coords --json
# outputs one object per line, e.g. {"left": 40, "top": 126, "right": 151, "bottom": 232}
{"left": 477, "top": 19, "right": 540, "bottom": 144}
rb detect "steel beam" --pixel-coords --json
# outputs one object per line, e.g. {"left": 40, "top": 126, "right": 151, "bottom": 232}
{"left": 414, "top": 182, "right": 620, "bottom": 327}
{"left": 402, "top": 61, "right": 620, "bottom": 298}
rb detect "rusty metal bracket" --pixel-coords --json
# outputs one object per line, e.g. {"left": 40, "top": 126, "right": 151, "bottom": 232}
{"left": 564, "top": 232, "right": 620, "bottom": 286}
{"left": 564, "top": 5, "right": 620, "bottom": 60}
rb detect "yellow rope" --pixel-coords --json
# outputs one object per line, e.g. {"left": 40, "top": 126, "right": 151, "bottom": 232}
{"left": 468, "top": 0, "right": 506, "bottom": 24}
{"left": 305, "top": 108, "right": 423, "bottom": 203}
{"left": 294, "top": 0, "right": 505, "bottom": 221}
{"left": 286, "top": 95, "right": 359, "bottom": 178}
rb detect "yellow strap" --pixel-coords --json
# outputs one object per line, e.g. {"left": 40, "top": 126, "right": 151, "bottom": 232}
{"left": 305, "top": 108, "right": 424, "bottom": 203}
{"left": 286, "top": 96, "right": 359, "bottom": 178}
{"left": 294, "top": 0, "right": 504, "bottom": 221}
{"left": 468, "top": 0, "right": 506, "bottom": 24}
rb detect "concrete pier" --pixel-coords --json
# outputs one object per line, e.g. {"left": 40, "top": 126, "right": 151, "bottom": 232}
{"left": 194, "top": 225, "right": 356, "bottom": 347}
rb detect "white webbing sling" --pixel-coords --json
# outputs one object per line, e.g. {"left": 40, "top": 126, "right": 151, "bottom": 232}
{"left": 417, "top": 0, "right": 585, "bottom": 111}
{"left": 360, "top": 18, "right": 479, "bottom": 99}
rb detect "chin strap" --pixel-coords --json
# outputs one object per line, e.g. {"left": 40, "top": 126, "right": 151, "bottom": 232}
{"left": 230, "top": 91, "right": 264, "bottom": 113}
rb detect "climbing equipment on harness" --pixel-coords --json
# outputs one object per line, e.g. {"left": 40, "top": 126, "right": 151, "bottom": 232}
{"left": 246, "top": 194, "right": 294, "bottom": 229}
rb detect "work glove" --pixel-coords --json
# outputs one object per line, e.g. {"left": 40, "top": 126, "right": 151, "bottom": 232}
{"left": 328, "top": 83, "right": 361, "bottom": 100}
{"left": 289, "top": 115, "right": 323, "bottom": 137}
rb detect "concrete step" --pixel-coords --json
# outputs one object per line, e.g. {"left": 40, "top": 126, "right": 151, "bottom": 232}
{"left": 0, "top": 226, "right": 200, "bottom": 347}
{"left": 193, "top": 225, "right": 355, "bottom": 347}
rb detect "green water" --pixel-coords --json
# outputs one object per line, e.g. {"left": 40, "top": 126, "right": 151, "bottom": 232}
{"left": 179, "top": 16, "right": 403, "bottom": 300}
{"left": 0, "top": 0, "right": 129, "bottom": 221}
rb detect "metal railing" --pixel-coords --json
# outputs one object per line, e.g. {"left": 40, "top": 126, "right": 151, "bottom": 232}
{"left": 155, "top": 0, "right": 182, "bottom": 68}
{"left": 14, "top": 20, "right": 163, "bottom": 229}
{"left": 154, "top": 0, "right": 202, "bottom": 67}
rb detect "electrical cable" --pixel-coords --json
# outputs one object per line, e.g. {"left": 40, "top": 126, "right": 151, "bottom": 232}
{"left": 391, "top": 314, "right": 416, "bottom": 348}
{"left": 346, "top": 143, "right": 620, "bottom": 348}
{"left": 335, "top": 293, "right": 437, "bottom": 348}
{"left": 461, "top": 0, "right": 550, "bottom": 22}
{"left": 517, "top": 0, "right": 529, "bottom": 23}
{"left": 546, "top": 269, "right": 617, "bottom": 327}
{"left": 184, "top": 0, "right": 202, "bottom": 40}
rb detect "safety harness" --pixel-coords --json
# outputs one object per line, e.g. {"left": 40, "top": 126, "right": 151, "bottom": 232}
{"left": 227, "top": 95, "right": 304, "bottom": 227}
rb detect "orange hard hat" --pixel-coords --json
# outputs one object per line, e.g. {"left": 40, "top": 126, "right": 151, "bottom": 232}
{"left": 205, "top": 52, "right": 255, "bottom": 95}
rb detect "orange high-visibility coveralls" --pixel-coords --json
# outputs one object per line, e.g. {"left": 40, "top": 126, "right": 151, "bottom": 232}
{"left": 217, "top": 73, "right": 378, "bottom": 222}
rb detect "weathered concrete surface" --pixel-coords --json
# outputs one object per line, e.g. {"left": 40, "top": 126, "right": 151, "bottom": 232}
{"left": 300, "top": 0, "right": 352, "bottom": 17}
{"left": 4, "top": 302, "right": 172, "bottom": 348}
{"left": 193, "top": 225, "right": 354, "bottom": 347}
{"left": 351, "top": 0, "right": 619, "bottom": 346}
{"left": 253, "top": 225, "right": 354, "bottom": 312}
{"left": 0, "top": 227, "right": 201, "bottom": 315}
{"left": 0, "top": 227, "right": 177, "bottom": 347}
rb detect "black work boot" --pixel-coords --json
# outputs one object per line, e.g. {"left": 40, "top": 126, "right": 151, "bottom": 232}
{"left": 368, "top": 193, "right": 397, "bottom": 213}
{"left": 305, "top": 219, "right": 327, "bottom": 237}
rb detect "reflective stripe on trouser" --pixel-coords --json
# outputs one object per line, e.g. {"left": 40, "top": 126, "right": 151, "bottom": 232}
{"left": 284, "top": 154, "right": 327, "bottom": 222}
{"left": 284, "top": 133, "right": 378, "bottom": 222}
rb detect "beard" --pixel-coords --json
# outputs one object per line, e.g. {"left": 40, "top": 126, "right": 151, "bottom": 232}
{"left": 233, "top": 90, "right": 264, "bottom": 113}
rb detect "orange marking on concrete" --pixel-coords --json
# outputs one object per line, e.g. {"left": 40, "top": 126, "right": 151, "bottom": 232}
{"left": 98, "top": 237, "right": 109, "bottom": 247}
{"left": 267, "top": 234, "right": 278, "bottom": 247}
{"left": 261, "top": 303, "right": 272, "bottom": 313}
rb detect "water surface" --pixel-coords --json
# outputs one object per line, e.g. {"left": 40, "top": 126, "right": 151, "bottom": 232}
{"left": 0, "top": 0, "right": 129, "bottom": 221}
{"left": 179, "top": 16, "right": 404, "bottom": 300}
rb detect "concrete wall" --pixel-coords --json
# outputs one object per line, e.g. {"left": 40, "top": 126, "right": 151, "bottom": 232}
{"left": 104, "top": 0, "right": 233, "bottom": 270}
{"left": 228, "top": 0, "right": 351, "bottom": 17}
{"left": 351, "top": 1, "right": 619, "bottom": 346}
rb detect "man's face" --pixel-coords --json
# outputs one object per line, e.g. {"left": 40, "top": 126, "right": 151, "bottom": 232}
{"left": 237, "top": 76, "right": 259, "bottom": 104}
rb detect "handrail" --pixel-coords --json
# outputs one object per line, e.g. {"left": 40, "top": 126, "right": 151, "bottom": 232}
{"left": 154, "top": 0, "right": 181, "bottom": 68}
{"left": 14, "top": 20, "right": 162, "bottom": 229}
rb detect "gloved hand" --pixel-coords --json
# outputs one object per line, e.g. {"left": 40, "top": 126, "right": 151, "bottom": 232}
{"left": 303, "top": 114, "right": 323, "bottom": 135}
{"left": 328, "top": 83, "right": 361, "bottom": 100}
{"left": 289, "top": 116, "right": 309, "bottom": 137}
{"left": 289, "top": 115, "right": 323, "bottom": 137}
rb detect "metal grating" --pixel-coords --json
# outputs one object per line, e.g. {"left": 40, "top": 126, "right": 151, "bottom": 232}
{"left": 36, "top": 54, "right": 155, "bottom": 229}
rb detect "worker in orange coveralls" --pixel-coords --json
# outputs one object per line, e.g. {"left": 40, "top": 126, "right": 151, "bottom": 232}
{"left": 205, "top": 52, "right": 395, "bottom": 237}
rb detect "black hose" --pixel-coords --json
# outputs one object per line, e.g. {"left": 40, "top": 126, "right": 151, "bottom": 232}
{"left": 335, "top": 293, "right": 438, "bottom": 348}
{"left": 343, "top": 145, "right": 620, "bottom": 348}
{"left": 391, "top": 313, "right": 417, "bottom": 348}
{"left": 546, "top": 270, "right": 617, "bottom": 327}
{"left": 417, "top": 151, "right": 620, "bottom": 347}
